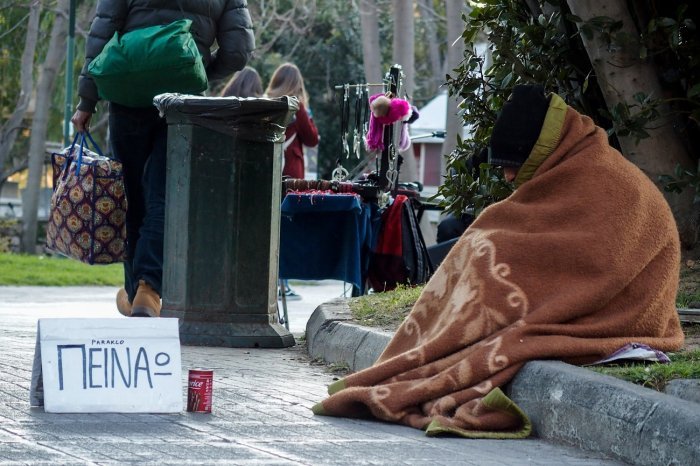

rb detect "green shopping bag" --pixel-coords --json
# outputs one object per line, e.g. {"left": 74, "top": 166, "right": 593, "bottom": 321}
{"left": 88, "top": 19, "right": 208, "bottom": 108}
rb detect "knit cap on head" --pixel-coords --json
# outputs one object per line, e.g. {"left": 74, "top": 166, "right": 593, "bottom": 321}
{"left": 489, "top": 84, "right": 550, "bottom": 168}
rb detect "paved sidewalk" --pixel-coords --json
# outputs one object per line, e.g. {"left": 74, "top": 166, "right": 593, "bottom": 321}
{"left": 0, "top": 285, "right": 621, "bottom": 465}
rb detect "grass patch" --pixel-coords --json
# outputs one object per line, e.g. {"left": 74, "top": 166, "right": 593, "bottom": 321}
{"left": 684, "top": 323, "right": 700, "bottom": 339}
{"left": 0, "top": 252, "right": 123, "bottom": 286}
{"left": 589, "top": 349, "right": 700, "bottom": 391}
{"left": 348, "top": 284, "right": 424, "bottom": 330}
{"left": 677, "top": 260, "right": 700, "bottom": 308}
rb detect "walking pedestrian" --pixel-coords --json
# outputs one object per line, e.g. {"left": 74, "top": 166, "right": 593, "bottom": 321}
{"left": 71, "top": 0, "right": 254, "bottom": 317}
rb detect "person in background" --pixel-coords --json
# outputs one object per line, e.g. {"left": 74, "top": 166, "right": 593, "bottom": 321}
{"left": 221, "top": 65, "right": 263, "bottom": 98}
{"left": 71, "top": 0, "right": 254, "bottom": 318}
{"left": 264, "top": 63, "right": 319, "bottom": 179}
{"left": 264, "top": 63, "right": 319, "bottom": 301}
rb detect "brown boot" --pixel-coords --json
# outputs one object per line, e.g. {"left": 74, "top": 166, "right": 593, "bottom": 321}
{"left": 116, "top": 288, "right": 132, "bottom": 317}
{"left": 131, "top": 280, "right": 161, "bottom": 317}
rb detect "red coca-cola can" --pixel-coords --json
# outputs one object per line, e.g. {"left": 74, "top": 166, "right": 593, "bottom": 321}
{"left": 187, "top": 369, "right": 213, "bottom": 413}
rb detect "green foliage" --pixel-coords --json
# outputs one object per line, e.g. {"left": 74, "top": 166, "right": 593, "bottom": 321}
{"left": 0, "top": 252, "right": 123, "bottom": 286}
{"left": 440, "top": 161, "right": 514, "bottom": 217}
{"left": 439, "top": 0, "right": 699, "bottom": 217}
{"left": 439, "top": 0, "right": 604, "bottom": 215}
{"left": 601, "top": 93, "right": 661, "bottom": 142}
{"left": 659, "top": 164, "right": 700, "bottom": 203}
{"left": 589, "top": 349, "right": 700, "bottom": 391}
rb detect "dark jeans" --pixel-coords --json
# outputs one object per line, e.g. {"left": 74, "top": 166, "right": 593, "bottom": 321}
{"left": 109, "top": 103, "right": 167, "bottom": 302}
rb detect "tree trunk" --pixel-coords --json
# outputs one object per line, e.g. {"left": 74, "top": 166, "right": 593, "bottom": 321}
{"left": 392, "top": 0, "right": 415, "bottom": 99}
{"left": 21, "top": 0, "right": 69, "bottom": 253}
{"left": 441, "top": 1, "right": 466, "bottom": 173}
{"left": 359, "top": 0, "right": 382, "bottom": 85}
{"left": 567, "top": 0, "right": 697, "bottom": 248}
{"left": 417, "top": 0, "right": 443, "bottom": 96}
{"left": 0, "top": 1, "right": 41, "bottom": 183}
{"left": 392, "top": 0, "right": 418, "bottom": 185}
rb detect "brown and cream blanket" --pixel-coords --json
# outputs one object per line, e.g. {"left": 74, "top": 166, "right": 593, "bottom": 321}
{"left": 312, "top": 94, "right": 684, "bottom": 438}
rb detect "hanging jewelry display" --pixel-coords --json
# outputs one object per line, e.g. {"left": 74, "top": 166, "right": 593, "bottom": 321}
{"left": 352, "top": 85, "right": 363, "bottom": 159}
{"left": 340, "top": 83, "right": 350, "bottom": 160}
{"left": 385, "top": 143, "right": 399, "bottom": 189}
{"left": 328, "top": 75, "right": 402, "bottom": 195}
{"left": 332, "top": 84, "right": 351, "bottom": 181}
{"left": 379, "top": 65, "right": 403, "bottom": 191}
{"left": 362, "top": 85, "right": 370, "bottom": 137}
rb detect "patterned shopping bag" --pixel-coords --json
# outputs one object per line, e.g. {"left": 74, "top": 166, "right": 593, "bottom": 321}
{"left": 45, "top": 132, "right": 127, "bottom": 264}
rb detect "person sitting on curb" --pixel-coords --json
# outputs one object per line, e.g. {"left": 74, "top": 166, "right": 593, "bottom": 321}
{"left": 312, "top": 84, "right": 684, "bottom": 438}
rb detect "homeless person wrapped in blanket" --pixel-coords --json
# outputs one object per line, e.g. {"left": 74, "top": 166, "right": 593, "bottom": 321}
{"left": 312, "top": 85, "right": 684, "bottom": 438}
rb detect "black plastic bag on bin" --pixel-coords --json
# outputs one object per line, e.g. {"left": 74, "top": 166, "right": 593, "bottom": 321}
{"left": 153, "top": 93, "right": 298, "bottom": 141}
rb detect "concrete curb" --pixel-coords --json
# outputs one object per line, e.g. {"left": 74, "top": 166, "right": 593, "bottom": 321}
{"left": 306, "top": 298, "right": 393, "bottom": 370}
{"left": 508, "top": 361, "right": 700, "bottom": 466}
{"left": 307, "top": 300, "right": 700, "bottom": 466}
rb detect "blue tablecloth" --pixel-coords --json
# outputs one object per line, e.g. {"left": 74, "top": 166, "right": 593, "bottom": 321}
{"left": 279, "top": 193, "right": 380, "bottom": 293}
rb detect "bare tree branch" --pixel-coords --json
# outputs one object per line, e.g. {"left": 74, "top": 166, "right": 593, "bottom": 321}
{"left": 249, "top": 0, "right": 318, "bottom": 58}
{"left": 0, "top": 0, "right": 41, "bottom": 176}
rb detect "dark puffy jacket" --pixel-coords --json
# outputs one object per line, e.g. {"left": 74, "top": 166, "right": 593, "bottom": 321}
{"left": 77, "top": 0, "right": 254, "bottom": 112}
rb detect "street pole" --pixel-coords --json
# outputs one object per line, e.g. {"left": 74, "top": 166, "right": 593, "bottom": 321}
{"left": 63, "top": 0, "right": 76, "bottom": 146}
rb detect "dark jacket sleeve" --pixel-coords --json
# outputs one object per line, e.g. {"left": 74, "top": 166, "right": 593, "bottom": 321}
{"left": 294, "top": 104, "right": 319, "bottom": 147}
{"left": 206, "top": 0, "right": 254, "bottom": 81}
{"left": 77, "top": 0, "right": 128, "bottom": 112}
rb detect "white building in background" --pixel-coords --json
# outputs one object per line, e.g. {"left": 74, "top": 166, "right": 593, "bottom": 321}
{"left": 409, "top": 91, "right": 449, "bottom": 194}
{"left": 409, "top": 91, "right": 470, "bottom": 196}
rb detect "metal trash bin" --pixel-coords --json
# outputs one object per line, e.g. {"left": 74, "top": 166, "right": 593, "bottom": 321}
{"left": 154, "top": 93, "right": 298, "bottom": 348}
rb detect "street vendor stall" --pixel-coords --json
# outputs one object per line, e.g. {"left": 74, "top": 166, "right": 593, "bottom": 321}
{"left": 278, "top": 65, "right": 432, "bottom": 300}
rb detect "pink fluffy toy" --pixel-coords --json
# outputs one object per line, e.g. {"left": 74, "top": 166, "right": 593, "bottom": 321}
{"left": 365, "top": 93, "right": 411, "bottom": 152}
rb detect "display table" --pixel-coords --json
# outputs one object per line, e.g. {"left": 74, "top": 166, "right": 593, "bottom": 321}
{"left": 279, "top": 192, "right": 380, "bottom": 294}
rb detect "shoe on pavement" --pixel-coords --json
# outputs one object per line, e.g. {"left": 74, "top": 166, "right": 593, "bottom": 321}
{"left": 131, "top": 280, "right": 161, "bottom": 317}
{"left": 116, "top": 288, "right": 132, "bottom": 317}
{"left": 278, "top": 287, "right": 302, "bottom": 301}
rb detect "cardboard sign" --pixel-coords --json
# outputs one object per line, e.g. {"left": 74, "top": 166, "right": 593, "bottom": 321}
{"left": 30, "top": 318, "right": 182, "bottom": 413}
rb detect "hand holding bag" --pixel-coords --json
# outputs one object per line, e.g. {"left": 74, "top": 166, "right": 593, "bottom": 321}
{"left": 88, "top": 18, "right": 208, "bottom": 108}
{"left": 45, "top": 133, "right": 127, "bottom": 264}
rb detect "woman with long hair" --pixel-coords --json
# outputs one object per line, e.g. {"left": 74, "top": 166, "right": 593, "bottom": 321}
{"left": 264, "top": 63, "right": 319, "bottom": 179}
{"left": 221, "top": 66, "right": 263, "bottom": 98}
